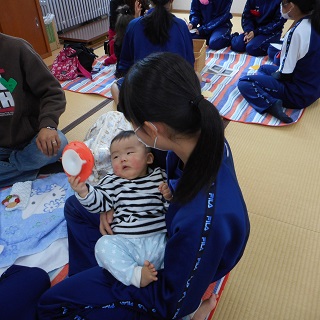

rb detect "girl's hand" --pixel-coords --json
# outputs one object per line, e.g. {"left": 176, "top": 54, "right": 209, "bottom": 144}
{"left": 99, "top": 209, "right": 114, "bottom": 235}
{"left": 68, "top": 176, "right": 88, "bottom": 198}
{"left": 135, "top": 0, "right": 142, "bottom": 17}
{"left": 244, "top": 31, "right": 254, "bottom": 43}
{"left": 159, "top": 182, "right": 173, "bottom": 201}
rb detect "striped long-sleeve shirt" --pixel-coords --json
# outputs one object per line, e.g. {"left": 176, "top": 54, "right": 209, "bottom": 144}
{"left": 76, "top": 167, "right": 168, "bottom": 237}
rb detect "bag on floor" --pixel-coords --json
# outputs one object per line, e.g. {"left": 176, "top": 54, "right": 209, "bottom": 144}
{"left": 51, "top": 45, "right": 95, "bottom": 81}
{"left": 64, "top": 43, "right": 98, "bottom": 73}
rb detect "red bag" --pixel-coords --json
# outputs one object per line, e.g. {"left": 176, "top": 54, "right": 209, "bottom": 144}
{"left": 51, "top": 47, "right": 92, "bottom": 81}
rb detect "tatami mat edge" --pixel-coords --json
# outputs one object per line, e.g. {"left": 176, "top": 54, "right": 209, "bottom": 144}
{"left": 63, "top": 100, "right": 116, "bottom": 142}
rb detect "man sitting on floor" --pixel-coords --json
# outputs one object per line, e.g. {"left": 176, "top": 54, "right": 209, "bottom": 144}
{"left": 0, "top": 33, "right": 67, "bottom": 188}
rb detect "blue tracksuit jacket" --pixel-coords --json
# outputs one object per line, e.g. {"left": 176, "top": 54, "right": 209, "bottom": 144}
{"left": 189, "top": 0, "right": 233, "bottom": 35}
{"left": 241, "top": 0, "right": 285, "bottom": 36}
{"left": 118, "top": 11, "right": 194, "bottom": 75}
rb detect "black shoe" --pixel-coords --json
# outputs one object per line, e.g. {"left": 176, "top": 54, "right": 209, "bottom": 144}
{"left": 231, "top": 32, "right": 239, "bottom": 39}
{"left": 268, "top": 100, "right": 293, "bottom": 123}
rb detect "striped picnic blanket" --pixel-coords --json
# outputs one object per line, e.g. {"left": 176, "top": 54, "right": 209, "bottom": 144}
{"left": 60, "top": 55, "right": 115, "bottom": 98}
{"left": 59, "top": 50, "right": 304, "bottom": 126}
{"left": 202, "top": 47, "right": 304, "bottom": 126}
{"left": 49, "top": 264, "right": 69, "bottom": 286}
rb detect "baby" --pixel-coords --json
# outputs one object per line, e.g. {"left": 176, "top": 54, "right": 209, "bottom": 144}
{"left": 68, "top": 130, "right": 171, "bottom": 287}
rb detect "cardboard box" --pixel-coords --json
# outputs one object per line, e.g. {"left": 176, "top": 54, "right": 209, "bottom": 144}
{"left": 193, "top": 39, "right": 206, "bottom": 73}
{"left": 44, "top": 16, "right": 61, "bottom": 52}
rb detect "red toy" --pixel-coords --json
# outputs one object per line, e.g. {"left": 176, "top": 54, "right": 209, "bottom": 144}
{"left": 62, "top": 141, "right": 94, "bottom": 182}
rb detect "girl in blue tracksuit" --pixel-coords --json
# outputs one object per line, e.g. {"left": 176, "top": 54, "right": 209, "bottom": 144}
{"left": 111, "top": 0, "right": 195, "bottom": 105}
{"left": 238, "top": 0, "right": 320, "bottom": 123}
{"left": 188, "top": 0, "right": 233, "bottom": 50}
{"left": 38, "top": 52, "right": 250, "bottom": 320}
{"left": 117, "top": 4, "right": 194, "bottom": 74}
{"left": 231, "top": 0, "right": 286, "bottom": 56}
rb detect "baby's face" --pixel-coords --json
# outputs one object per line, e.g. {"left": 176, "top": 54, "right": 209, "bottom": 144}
{"left": 110, "top": 135, "right": 153, "bottom": 180}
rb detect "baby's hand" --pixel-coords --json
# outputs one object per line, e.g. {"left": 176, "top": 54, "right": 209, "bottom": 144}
{"left": 159, "top": 182, "right": 173, "bottom": 201}
{"left": 68, "top": 176, "right": 88, "bottom": 198}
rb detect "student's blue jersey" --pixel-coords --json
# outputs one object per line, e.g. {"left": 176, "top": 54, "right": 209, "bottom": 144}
{"left": 118, "top": 11, "right": 194, "bottom": 75}
{"left": 241, "top": 0, "right": 286, "bottom": 35}
{"left": 189, "top": 0, "right": 233, "bottom": 35}
{"left": 125, "top": 141, "right": 250, "bottom": 319}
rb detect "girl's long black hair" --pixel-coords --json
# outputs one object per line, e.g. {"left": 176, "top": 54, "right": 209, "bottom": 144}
{"left": 115, "top": 5, "right": 134, "bottom": 47}
{"left": 142, "top": 0, "right": 174, "bottom": 45}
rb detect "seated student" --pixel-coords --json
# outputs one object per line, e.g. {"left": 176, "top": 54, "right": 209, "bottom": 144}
{"left": 38, "top": 52, "right": 250, "bottom": 320}
{"left": 238, "top": 0, "right": 320, "bottom": 123}
{"left": 231, "top": 0, "right": 286, "bottom": 56}
{"left": 187, "top": 0, "right": 233, "bottom": 50}
{"left": 104, "top": 0, "right": 148, "bottom": 66}
{"left": 0, "top": 265, "right": 50, "bottom": 320}
{"left": 111, "top": 0, "right": 195, "bottom": 105}
{"left": 0, "top": 33, "right": 68, "bottom": 188}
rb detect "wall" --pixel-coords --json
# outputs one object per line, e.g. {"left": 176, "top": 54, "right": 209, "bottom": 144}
{"left": 172, "top": 0, "right": 245, "bottom": 14}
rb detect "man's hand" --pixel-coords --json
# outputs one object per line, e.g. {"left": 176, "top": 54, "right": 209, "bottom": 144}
{"left": 99, "top": 209, "right": 114, "bottom": 235}
{"left": 36, "top": 128, "right": 60, "bottom": 156}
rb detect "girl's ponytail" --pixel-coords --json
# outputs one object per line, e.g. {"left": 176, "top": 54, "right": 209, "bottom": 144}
{"left": 142, "top": 0, "right": 173, "bottom": 45}
{"left": 175, "top": 98, "right": 224, "bottom": 203}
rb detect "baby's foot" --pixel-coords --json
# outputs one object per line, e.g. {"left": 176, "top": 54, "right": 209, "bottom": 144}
{"left": 192, "top": 294, "right": 218, "bottom": 320}
{"left": 140, "top": 260, "right": 158, "bottom": 287}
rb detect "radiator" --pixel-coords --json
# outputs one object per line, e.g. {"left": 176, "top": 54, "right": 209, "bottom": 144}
{"left": 39, "top": 0, "right": 110, "bottom": 32}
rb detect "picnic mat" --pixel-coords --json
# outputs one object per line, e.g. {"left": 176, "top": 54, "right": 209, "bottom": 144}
{"left": 59, "top": 49, "right": 304, "bottom": 126}
{"left": 201, "top": 47, "right": 304, "bottom": 126}
{"left": 50, "top": 263, "right": 69, "bottom": 286}
{"left": 60, "top": 55, "right": 115, "bottom": 99}
{"left": 204, "top": 274, "right": 229, "bottom": 320}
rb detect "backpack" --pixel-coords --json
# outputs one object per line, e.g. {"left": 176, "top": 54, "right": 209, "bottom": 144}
{"left": 64, "top": 43, "right": 98, "bottom": 73}
{"left": 51, "top": 45, "right": 96, "bottom": 81}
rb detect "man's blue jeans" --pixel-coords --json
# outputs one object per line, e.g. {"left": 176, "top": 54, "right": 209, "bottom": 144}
{"left": 0, "top": 130, "right": 67, "bottom": 188}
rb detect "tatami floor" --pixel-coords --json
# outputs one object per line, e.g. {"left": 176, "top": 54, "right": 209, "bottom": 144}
{"left": 44, "top": 14, "right": 320, "bottom": 320}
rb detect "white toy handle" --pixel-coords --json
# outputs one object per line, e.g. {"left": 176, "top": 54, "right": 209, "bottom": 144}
{"left": 62, "top": 149, "right": 86, "bottom": 176}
